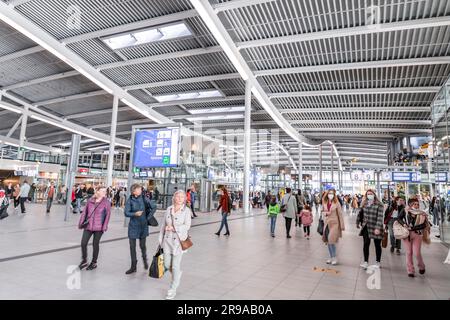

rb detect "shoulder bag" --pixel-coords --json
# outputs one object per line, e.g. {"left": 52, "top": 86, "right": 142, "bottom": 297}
{"left": 393, "top": 219, "right": 410, "bottom": 240}
{"left": 280, "top": 195, "right": 291, "bottom": 213}
{"left": 170, "top": 208, "right": 193, "bottom": 251}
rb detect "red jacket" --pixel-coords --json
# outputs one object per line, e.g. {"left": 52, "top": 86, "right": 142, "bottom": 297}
{"left": 218, "top": 192, "right": 230, "bottom": 213}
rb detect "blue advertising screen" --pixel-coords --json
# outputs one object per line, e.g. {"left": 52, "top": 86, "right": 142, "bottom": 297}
{"left": 133, "top": 127, "right": 180, "bottom": 168}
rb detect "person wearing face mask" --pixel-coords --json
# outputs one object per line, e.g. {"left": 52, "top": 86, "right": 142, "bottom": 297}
{"left": 321, "top": 189, "right": 345, "bottom": 265}
{"left": 0, "top": 189, "right": 9, "bottom": 220}
{"left": 357, "top": 190, "right": 385, "bottom": 269}
{"left": 384, "top": 196, "right": 404, "bottom": 255}
{"left": 397, "top": 198, "right": 429, "bottom": 277}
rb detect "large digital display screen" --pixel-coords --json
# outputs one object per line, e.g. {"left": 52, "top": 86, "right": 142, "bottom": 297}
{"left": 133, "top": 127, "right": 181, "bottom": 168}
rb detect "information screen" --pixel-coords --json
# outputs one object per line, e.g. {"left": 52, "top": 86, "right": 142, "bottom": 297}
{"left": 133, "top": 127, "right": 181, "bottom": 168}
{"left": 392, "top": 172, "right": 421, "bottom": 182}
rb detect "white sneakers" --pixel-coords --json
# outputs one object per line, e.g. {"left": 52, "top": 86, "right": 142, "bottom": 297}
{"left": 326, "top": 259, "right": 332, "bottom": 264}
{"left": 331, "top": 258, "right": 338, "bottom": 265}
{"left": 360, "top": 261, "right": 381, "bottom": 269}
{"left": 166, "top": 289, "right": 176, "bottom": 300}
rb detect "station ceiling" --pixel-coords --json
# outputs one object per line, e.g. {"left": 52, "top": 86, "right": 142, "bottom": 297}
{"left": 0, "top": 0, "right": 449, "bottom": 170}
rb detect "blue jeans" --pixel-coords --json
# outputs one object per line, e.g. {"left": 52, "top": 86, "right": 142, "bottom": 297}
{"left": 270, "top": 216, "right": 277, "bottom": 234}
{"left": 218, "top": 212, "right": 229, "bottom": 234}
{"left": 327, "top": 244, "right": 336, "bottom": 258}
{"left": 76, "top": 198, "right": 82, "bottom": 213}
{"left": 387, "top": 219, "right": 401, "bottom": 249}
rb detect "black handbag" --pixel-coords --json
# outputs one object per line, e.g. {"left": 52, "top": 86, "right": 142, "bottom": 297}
{"left": 144, "top": 197, "right": 158, "bottom": 227}
{"left": 147, "top": 216, "right": 158, "bottom": 227}
{"left": 317, "top": 217, "right": 324, "bottom": 235}
{"left": 0, "top": 207, "right": 8, "bottom": 220}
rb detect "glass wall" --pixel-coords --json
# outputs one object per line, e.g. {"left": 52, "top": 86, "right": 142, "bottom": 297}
{"left": 431, "top": 76, "right": 450, "bottom": 246}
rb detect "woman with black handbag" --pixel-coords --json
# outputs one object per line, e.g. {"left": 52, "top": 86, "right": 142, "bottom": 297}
{"left": 124, "top": 184, "right": 157, "bottom": 275}
{"left": 158, "top": 190, "right": 192, "bottom": 300}
{"left": 77, "top": 186, "right": 111, "bottom": 270}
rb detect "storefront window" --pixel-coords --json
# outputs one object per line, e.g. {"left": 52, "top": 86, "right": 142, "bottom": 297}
{"left": 431, "top": 77, "right": 450, "bottom": 246}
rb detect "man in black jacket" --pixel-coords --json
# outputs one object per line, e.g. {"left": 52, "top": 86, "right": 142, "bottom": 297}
{"left": 74, "top": 184, "right": 84, "bottom": 214}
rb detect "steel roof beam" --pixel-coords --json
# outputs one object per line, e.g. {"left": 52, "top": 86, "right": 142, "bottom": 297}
{"left": 0, "top": 133, "right": 64, "bottom": 154}
{"left": 2, "top": 70, "right": 79, "bottom": 91}
{"left": 255, "top": 57, "right": 450, "bottom": 77}
{"left": 274, "top": 107, "right": 431, "bottom": 114}
{"left": 0, "top": 98, "right": 130, "bottom": 147}
{"left": 96, "top": 46, "right": 222, "bottom": 70}
{"left": 189, "top": 0, "right": 310, "bottom": 145}
{"left": 269, "top": 87, "right": 441, "bottom": 98}
{"left": 0, "top": 45, "right": 44, "bottom": 63}
{"left": 65, "top": 106, "right": 131, "bottom": 120}
{"left": 149, "top": 95, "right": 245, "bottom": 108}
{"left": 299, "top": 127, "right": 431, "bottom": 133}
{"left": 213, "top": 0, "right": 276, "bottom": 12}
{"left": 292, "top": 120, "right": 431, "bottom": 126}
{"left": 0, "top": 3, "right": 219, "bottom": 143}
{"left": 124, "top": 73, "right": 240, "bottom": 91}
{"left": 33, "top": 90, "right": 106, "bottom": 106}
{"left": 237, "top": 16, "right": 450, "bottom": 49}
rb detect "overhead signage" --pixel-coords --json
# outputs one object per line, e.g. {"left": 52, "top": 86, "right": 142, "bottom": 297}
{"left": 133, "top": 126, "right": 181, "bottom": 168}
{"left": 436, "top": 172, "right": 448, "bottom": 183}
{"left": 392, "top": 172, "right": 421, "bottom": 182}
{"left": 351, "top": 170, "right": 363, "bottom": 181}
{"left": 381, "top": 171, "right": 392, "bottom": 181}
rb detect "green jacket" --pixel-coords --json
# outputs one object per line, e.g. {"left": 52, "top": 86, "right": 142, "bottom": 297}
{"left": 268, "top": 203, "right": 280, "bottom": 216}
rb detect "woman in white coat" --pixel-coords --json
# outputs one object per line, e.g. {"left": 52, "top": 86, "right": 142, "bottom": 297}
{"left": 281, "top": 188, "right": 298, "bottom": 238}
{"left": 158, "top": 190, "right": 192, "bottom": 300}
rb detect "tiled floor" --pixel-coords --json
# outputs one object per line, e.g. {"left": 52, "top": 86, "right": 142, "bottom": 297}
{"left": 0, "top": 203, "right": 449, "bottom": 300}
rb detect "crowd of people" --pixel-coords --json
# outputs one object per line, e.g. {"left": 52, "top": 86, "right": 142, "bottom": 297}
{"left": 0, "top": 179, "right": 445, "bottom": 296}
{"left": 260, "top": 187, "right": 438, "bottom": 277}
{"left": 76, "top": 183, "right": 193, "bottom": 300}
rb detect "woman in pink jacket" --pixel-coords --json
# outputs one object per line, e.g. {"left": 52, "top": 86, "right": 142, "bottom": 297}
{"left": 78, "top": 186, "right": 111, "bottom": 270}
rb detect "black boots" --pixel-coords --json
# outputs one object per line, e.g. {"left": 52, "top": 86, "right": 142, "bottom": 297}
{"left": 78, "top": 259, "right": 88, "bottom": 270}
{"left": 143, "top": 257, "right": 149, "bottom": 270}
{"left": 126, "top": 261, "right": 137, "bottom": 274}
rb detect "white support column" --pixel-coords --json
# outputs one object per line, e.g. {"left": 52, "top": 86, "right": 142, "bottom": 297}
{"left": 298, "top": 143, "right": 303, "bottom": 191}
{"left": 17, "top": 108, "right": 28, "bottom": 159}
{"left": 319, "top": 145, "right": 323, "bottom": 195}
{"left": 107, "top": 96, "right": 119, "bottom": 187}
{"left": 331, "top": 147, "right": 334, "bottom": 185}
{"left": 65, "top": 134, "right": 81, "bottom": 222}
{"left": 243, "top": 81, "right": 251, "bottom": 214}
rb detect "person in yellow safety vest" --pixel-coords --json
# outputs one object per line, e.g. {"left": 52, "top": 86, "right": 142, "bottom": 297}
{"left": 268, "top": 196, "right": 280, "bottom": 238}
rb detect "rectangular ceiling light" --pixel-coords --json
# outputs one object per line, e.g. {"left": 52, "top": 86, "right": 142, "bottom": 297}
{"left": 187, "top": 114, "right": 244, "bottom": 122}
{"left": 188, "top": 106, "right": 245, "bottom": 114}
{"left": 154, "top": 89, "right": 223, "bottom": 103}
{"left": 102, "top": 22, "right": 192, "bottom": 50}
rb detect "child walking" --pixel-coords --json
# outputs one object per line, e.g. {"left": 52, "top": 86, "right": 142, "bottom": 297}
{"left": 268, "top": 196, "right": 280, "bottom": 238}
{"left": 299, "top": 205, "right": 313, "bottom": 240}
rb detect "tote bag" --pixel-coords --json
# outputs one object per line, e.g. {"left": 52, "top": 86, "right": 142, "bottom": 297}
{"left": 149, "top": 245, "right": 164, "bottom": 279}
